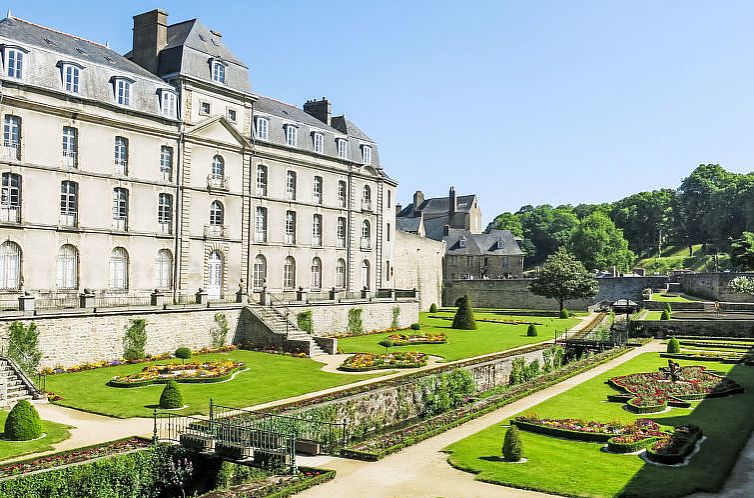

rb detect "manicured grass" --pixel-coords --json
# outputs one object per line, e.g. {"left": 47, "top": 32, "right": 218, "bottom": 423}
{"left": 639, "top": 311, "right": 664, "bottom": 320}
{"left": 0, "top": 410, "right": 71, "bottom": 462}
{"left": 45, "top": 350, "right": 381, "bottom": 419}
{"left": 338, "top": 311, "right": 580, "bottom": 362}
{"left": 446, "top": 353, "right": 754, "bottom": 497}
{"left": 649, "top": 293, "right": 698, "bottom": 303}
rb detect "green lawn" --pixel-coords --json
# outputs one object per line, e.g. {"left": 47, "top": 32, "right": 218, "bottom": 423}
{"left": 338, "top": 311, "right": 580, "bottom": 362}
{"left": 45, "top": 350, "right": 381, "bottom": 419}
{"left": 649, "top": 293, "right": 699, "bottom": 303}
{"left": 0, "top": 410, "right": 71, "bottom": 462}
{"left": 639, "top": 311, "right": 663, "bottom": 320}
{"left": 446, "top": 353, "right": 754, "bottom": 497}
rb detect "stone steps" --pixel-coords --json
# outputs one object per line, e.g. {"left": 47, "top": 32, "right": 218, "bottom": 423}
{"left": 248, "top": 305, "right": 332, "bottom": 356}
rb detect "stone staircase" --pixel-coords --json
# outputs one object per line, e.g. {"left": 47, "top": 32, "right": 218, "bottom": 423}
{"left": 247, "top": 305, "right": 329, "bottom": 357}
{"left": 0, "top": 358, "right": 40, "bottom": 407}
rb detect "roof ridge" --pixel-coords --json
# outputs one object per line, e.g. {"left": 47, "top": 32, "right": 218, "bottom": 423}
{"left": 11, "top": 16, "right": 109, "bottom": 49}
{"left": 258, "top": 94, "right": 301, "bottom": 110}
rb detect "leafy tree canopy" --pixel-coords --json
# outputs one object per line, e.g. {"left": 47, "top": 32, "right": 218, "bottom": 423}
{"left": 568, "top": 212, "right": 635, "bottom": 272}
{"left": 529, "top": 248, "right": 599, "bottom": 310}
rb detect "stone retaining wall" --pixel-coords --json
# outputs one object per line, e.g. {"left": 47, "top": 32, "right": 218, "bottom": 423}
{"left": 285, "top": 301, "right": 419, "bottom": 337}
{"left": 630, "top": 319, "right": 754, "bottom": 338}
{"left": 680, "top": 272, "right": 754, "bottom": 302}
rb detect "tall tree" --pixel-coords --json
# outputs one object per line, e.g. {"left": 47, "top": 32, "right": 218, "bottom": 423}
{"left": 610, "top": 189, "right": 675, "bottom": 255}
{"left": 518, "top": 205, "right": 579, "bottom": 265}
{"left": 730, "top": 231, "right": 754, "bottom": 270}
{"left": 529, "top": 248, "right": 599, "bottom": 311}
{"left": 568, "top": 212, "right": 635, "bottom": 272}
{"left": 676, "top": 164, "right": 736, "bottom": 245}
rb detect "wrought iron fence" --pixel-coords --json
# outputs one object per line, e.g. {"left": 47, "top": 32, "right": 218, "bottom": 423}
{"left": 36, "top": 296, "right": 80, "bottom": 310}
{"left": 93, "top": 295, "right": 153, "bottom": 309}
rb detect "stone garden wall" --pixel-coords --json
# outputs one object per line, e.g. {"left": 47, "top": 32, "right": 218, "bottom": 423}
{"left": 630, "top": 319, "right": 754, "bottom": 338}
{"left": 680, "top": 272, "right": 754, "bottom": 302}
{"left": 287, "top": 301, "right": 419, "bottom": 337}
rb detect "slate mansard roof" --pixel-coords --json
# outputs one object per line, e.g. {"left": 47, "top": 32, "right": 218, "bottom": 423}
{"left": 397, "top": 194, "right": 477, "bottom": 219}
{"left": 444, "top": 228, "right": 524, "bottom": 257}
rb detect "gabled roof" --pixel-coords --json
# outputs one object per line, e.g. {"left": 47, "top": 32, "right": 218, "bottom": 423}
{"left": 397, "top": 194, "right": 477, "bottom": 218}
{"left": 444, "top": 229, "right": 524, "bottom": 256}
{"left": 331, "top": 115, "right": 374, "bottom": 142}
{"left": 396, "top": 216, "right": 422, "bottom": 233}
{"left": 0, "top": 16, "right": 165, "bottom": 83}
{"left": 164, "top": 19, "right": 245, "bottom": 67}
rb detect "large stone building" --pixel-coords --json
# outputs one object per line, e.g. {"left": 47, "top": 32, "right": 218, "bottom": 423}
{"left": 396, "top": 187, "right": 524, "bottom": 280}
{"left": 0, "top": 9, "right": 396, "bottom": 301}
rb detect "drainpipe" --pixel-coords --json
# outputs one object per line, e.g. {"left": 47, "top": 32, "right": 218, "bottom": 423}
{"left": 172, "top": 82, "right": 185, "bottom": 303}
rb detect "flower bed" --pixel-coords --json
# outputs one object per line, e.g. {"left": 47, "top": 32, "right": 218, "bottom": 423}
{"left": 646, "top": 425, "right": 703, "bottom": 465}
{"left": 41, "top": 345, "right": 238, "bottom": 375}
{"left": 0, "top": 437, "right": 150, "bottom": 477}
{"left": 608, "top": 365, "right": 744, "bottom": 412}
{"left": 108, "top": 360, "right": 245, "bottom": 387}
{"left": 338, "top": 352, "right": 428, "bottom": 372}
{"left": 385, "top": 333, "right": 447, "bottom": 346}
{"left": 513, "top": 416, "right": 667, "bottom": 444}
{"left": 660, "top": 352, "right": 746, "bottom": 364}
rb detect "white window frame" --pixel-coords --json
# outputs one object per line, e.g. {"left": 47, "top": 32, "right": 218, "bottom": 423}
{"left": 255, "top": 116, "right": 269, "bottom": 140}
{"left": 337, "top": 138, "right": 348, "bottom": 159}
{"left": 112, "top": 187, "right": 128, "bottom": 230}
{"left": 109, "top": 247, "right": 129, "bottom": 289}
{"left": 60, "top": 62, "right": 82, "bottom": 94}
{"left": 253, "top": 254, "right": 266, "bottom": 289}
{"left": 159, "top": 89, "right": 177, "bottom": 118}
{"left": 160, "top": 146, "right": 173, "bottom": 181}
{"left": 335, "top": 259, "right": 346, "bottom": 289}
{"left": 313, "top": 176, "right": 323, "bottom": 204}
{"left": 255, "top": 206, "right": 267, "bottom": 242}
{"left": 59, "top": 180, "right": 78, "bottom": 227}
{"left": 154, "top": 249, "right": 173, "bottom": 289}
{"left": 285, "top": 210, "right": 297, "bottom": 244}
{"left": 336, "top": 217, "right": 346, "bottom": 248}
{"left": 56, "top": 244, "right": 78, "bottom": 290}
{"left": 312, "top": 132, "right": 324, "bottom": 153}
{"left": 0, "top": 241, "right": 21, "bottom": 290}
{"left": 286, "top": 170, "right": 297, "bottom": 200}
{"left": 283, "top": 256, "right": 296, "bottom": 290}
{"left": 114, "top": 136, "right": 128, "bottom": 175}
{"left": 256, "top": 165, "right": 268, "bottom": 196}
{"left": 4, "top": 47, "right": 26, "bottom": 80}
{"left": 62, "top": 126, "right": 78, "bottom": 168}
{"left": 312, "top": 214, "right": 322, "bottom": 246}
{"left": 210, "top": 200, "right": 224, "bottom": 226}
{"left": 158, "top": 193, "right": 173, "bottom": 234}
{"left": 211, "top": 59, "right": 227, "bottom": 84}
{"left": 226, "top": 108, "right": 237, "bottom": 122}
{"left": 284, "top": 124, "right": 298, "bottom": 147}
{"left": 311, "top": 257, "right": 322, "bottom": 290}
{"left": 113, "top": 77, "right": 133, "bottom": 107}
{"left": 362, "top": 144, "right": 372, "bottom": 164}
{"left": 337, "top": 181, "right": 347, "bottom": 208}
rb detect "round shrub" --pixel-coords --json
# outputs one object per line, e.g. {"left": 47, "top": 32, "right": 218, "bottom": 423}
{"left": 502, "top": 425, "right": 523, "bottom": 462}
{"left": 174, "top": 347, "right": 192, "bottom": 363}
{"left": 452, "top": 295, "right": 477, "bottom": 330}
{"left": 378, "top": 339, "right": 394, "bottom": 352}
{"left": 667, "top": 337, "right": 681, "bottom": 353}
{"left": 159, "top": 380, "right": 184, "bottom": 409}
{"left": 4, "top": 400, "right": 43, "bottom": 441}
{"left": 429, "top": 303, "right": 438, "bottom": 313}
{"left": 527, "top": 324, "right": 538, "bottom": 337}
{"left": 660, "top": 309, "right": 671, "bottom": 321}
{"left": 410, "top": 322, "right": 422, "bottom": 331}
{"left": 559, "top": 308, "right": 570, "bottom": 319}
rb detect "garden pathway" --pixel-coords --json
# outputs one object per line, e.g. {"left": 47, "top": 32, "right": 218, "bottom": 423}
{"left": 297, "top": 340, "right": 664, "bottom": 498}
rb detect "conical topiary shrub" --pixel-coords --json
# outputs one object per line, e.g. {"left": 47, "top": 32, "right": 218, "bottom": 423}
{"left": 429, "top": 303, "right": 438, "bottom": 313}
{"left": 502, "top": 425, "right": 523, "bottom": 462}
{"left": 559, "top": 308, "right": 570, "bottom": 319}
{"left": 159, "top": 380, "right": 184, "bottom": 409}
{"left": 4, "top": 399, "right": 43, "bottom": 441}
{"left": 660, "top": 309, "right": 671, "bottom": 321}
{"left": 667, "top": 337, "right": 680, "bottom": 353}
{"left": 527, "top": 324, "right": 538, "bottom": 337}
{"left": 452, "top": 295, "right": 477, "bottom": 330}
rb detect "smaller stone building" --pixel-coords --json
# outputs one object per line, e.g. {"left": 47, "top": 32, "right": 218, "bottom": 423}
{"left": 444, "top": 228, "right": 524, "bottom": 280}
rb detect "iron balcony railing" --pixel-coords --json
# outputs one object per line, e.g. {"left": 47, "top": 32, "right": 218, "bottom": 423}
{"left": 0, "top": 206, "right": 20, "bottom": 223}
{"left": 207, "top": 174, "right": 229, "bottom": 190}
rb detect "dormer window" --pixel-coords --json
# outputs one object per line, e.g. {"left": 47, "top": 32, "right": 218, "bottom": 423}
{"left": 362, "top": 145, "right": 372, "bottom": 164}
{"left": 496, "top": 240, "right": 504, "bottom": 250}
{"left": 159, "top": 89, "right": 177, "bottom": 118}
{"left": 59, "top": 62, "right": 82, "bottom": 94}
{"left": 337, "top": 138, "right": 348, "bottom": 159}
{"left": 459, "top": 237, "right": 467, "bottom": 248}
{"left": 312, "top": 132, "right": 324, "bottom": 153}
{"left": 113, "top": 77, "right": 133, "bottom": 106}
{"left": 4, "top": 47, "right": 27, "bottom": 80}
{"left": 211, "top": 59, "right": 226, "bottom": 84}
{"left": 284, "top": 124, "right": 298, "bottom": 147}
{"left": 255, "top": 116, "right": 269, "bottom": 140}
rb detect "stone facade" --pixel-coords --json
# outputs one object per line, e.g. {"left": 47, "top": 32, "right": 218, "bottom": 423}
{"left": 392, "top": 231, "right": 445, "bottom": 311}
{"left": 680, "top": 272, "right": 754, "bottom": 302}
{"left": 285, "top": 300, "right": 419, "bottom": 337}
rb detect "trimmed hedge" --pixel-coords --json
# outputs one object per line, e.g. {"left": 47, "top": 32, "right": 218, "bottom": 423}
{"left": 527, "top": 324, "right": 538, "bottom": 337}
{"left": 452, "top": 295, "right": 477, "bottom": 330}
{"left": 606, "top": 436, "right": 665, "bottom": 454}
{"left": 264, "top": 468, "right": 336, "bottom": 498}
{"left": 429, "top": 303, "right": 438, "bottom": 313}
{"left": 660, "top": 352, "right": 742, "bottom": 364}
{"left": 626, "top": 398, "right": 667, "bottom": 414}
{"left": 666, "top": 337, "right": 680, "bottom": 353}
{"left": 159, "top": 380, "right": 184, "bottom": 409}
{"left": 108, "top": 365, "right": 246, "bottom": 388}
{"left": 4, "top": 400, "right": 43, "bottom": 441}
{"left": 559, "top": 308, "right": 570, "bottom": 319}
{"left": 646, "top": 427, "right": 703, "bottom": 465}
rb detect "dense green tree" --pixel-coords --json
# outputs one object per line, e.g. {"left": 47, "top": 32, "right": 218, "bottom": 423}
{"left": 676, "top": 164, "right": 737, "bottom": 245}
{"left": 452, "top": 295, "right": 477, "bottom": 330}
{"left": 489, "top": 212, "right": 524, "bottom": 238}
{"left": 518, "top": 205, "right": 579, "bottom": 265}
{"left": 529, "top": 248, "right": 599, "bottom": 311}
{"left": 568, "top": 212, "right": 635, "bottom": 272}
{"left": 731, "top": 232, "right": 754, "bottom": 270}
{"left": 610, "top": 189, "right": 675, "bottom": 254}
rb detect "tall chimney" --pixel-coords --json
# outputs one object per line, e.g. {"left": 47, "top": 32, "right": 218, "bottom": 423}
{"left": 413, "top": 191, "right": 424, "bottom": 212}
{"left": 303, "top": 98, "right": 332, "bottom": 126}
{"left": 449, "top": 186, "right": 457, "bottom": 217}
{"left": 131, "top": 9, "right": 168, "bottom": 75}
{"left": 395, "top": 203, "right": 402, "bottom": 215}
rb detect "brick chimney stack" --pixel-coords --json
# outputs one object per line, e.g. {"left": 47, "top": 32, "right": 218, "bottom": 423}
{"left": 131, "top": 9, "right": 168, "bottom": 75}
{"left": 449, "top": 186, "right": 457, "bottom": 217}
{"left": 303, "top": 98, "right": 332, "bottom": 126}
{"left": 413, "top": 191, "right": 424, "bottom": 214}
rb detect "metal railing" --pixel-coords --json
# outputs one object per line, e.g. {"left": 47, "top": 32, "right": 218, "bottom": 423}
{"left": 268, "top": 293, "right": 296, "bottom": 335}
{"left": 0, "top": 299, "right": 19, "bottom": 312}
{"left": 36, "top": 296, "right": 79, "bottom": 310}
{"left": 1, "top": 144, "right": 20, "bottom": 161}
{"left": 395, "top": 288, "right": 418, "bottom": 299}
{"left": 0, "top": 335, "right": 45, "bottom": 395}
{"left": 0, "top": 206, "right": 20, "bottom": 223}
{"left": 59, "top": 212, "right": 77, "bottom": 227}
{"left": 93, "top": 295, "right": 153, "bottom": 309}
{"left": 62, "top": 152, "right": 77, "bottom": 168}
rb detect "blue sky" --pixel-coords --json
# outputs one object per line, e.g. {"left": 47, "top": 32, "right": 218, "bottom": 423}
{"left": 12, "top": 1, "right": 754, "bottom": 223}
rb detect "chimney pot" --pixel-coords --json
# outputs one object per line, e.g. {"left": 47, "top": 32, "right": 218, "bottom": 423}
{"left": 413, "top": 191, "right": 424, "bottom": 211}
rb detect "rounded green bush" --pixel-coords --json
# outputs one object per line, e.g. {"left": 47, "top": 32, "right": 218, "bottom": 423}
{"left": 429, "top": 303, "right": 438, "bottom": 313}
{"left": 503, "top": 425, "right": 523, "bottom": 462}
{"left": 4, "top": 399, "right": 43, "bottom": 441}
{"left": 660, "top": 309, "right": 671, "bottom": 321}
{"left": 559, "top": 308, "right": 570, "bottom": 319}
{"left": 174, "top": 347, "right": 192, "bottom": 362}
{"left": 527, "top": 324, "right": 538, "bottom": 337}
{"left": 667, "top": 337, "right": 681, "bottom": 353}
{"left": 410, "top": 322, "right": 422, "bottom": 331}
{"left": 159, "top": 380, "right": 184, "bottom": 409}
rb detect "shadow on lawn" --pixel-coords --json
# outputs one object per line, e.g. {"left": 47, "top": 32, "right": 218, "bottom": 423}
{"left": 619, "top": 362, "right": 754, "bottom": 498}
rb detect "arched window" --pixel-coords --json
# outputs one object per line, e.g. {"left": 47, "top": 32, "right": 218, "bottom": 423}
{"left": 335, "top": 258, "right": 346, "bottom": 289}
{"left": 362, "top": 185, "right": 371, "bottom": 210}
{"left": 56, "top": 244, "right": 78, "bottom": 289}
{"left": 207, "top": 250, "right": 223, "bottom": 298}
{"left": 109, "top": 247, "right": 129, "bottom": 289}
{"left": 361, "top": 220, "right": 371, "bottom": 250}
{"left": 212, "top": 155, "right": 225, "bottom": 177}
{"left": 311, "top": 257, "right": 322, "bottom": 290}
{"left": 0, "top": 241, "right": 21, "bottom": 290}
{"left": 283, "top": 256, "right": 296, "bottom": 290}
{"left": 360, "top": 260, "right": 370, "bottom": 290}
{"left": 154, "top": 249, "right": 173, "bottom": 289}
{"left": 210, "top": 201, "right": 224, "bottom": 226}
{"left": 253, "top": 254, "right": 267, "bottom": 289}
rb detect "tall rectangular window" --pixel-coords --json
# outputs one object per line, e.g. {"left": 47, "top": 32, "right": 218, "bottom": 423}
{"left": 255, "top": 117, "right": 269, "bottom": 140}
{"left": 160, "top": 91, "right": 177, "bottom": 118}
{"left": 59, "top": 180, "right": 78, "bottom": 227}
{"left": 313, "top": 132, "right": 324, "bottom": 153}
{"left": 285, "top": 125, "right": 297, "bottom": 147}
{"left": 337, "top": 138, "right": 348, "bottom": 158}
{"left": 313, "top": 176, "right": 323, "bottom": 204}
{"left": 0, "top": 172, "right": 21, "bottom": 223}
{"left": 337, "top": 180, "right": 347, "bottom": 208}
{"left": 62, "top": 126, "right": 78, "bottom": 168}
{"left": 63, "top": 64, "right": 80, "bottom": 93}
{"left": 114, "top": 136, "right": 128, "bottom": 175}
{"left": 387, "top": 222, "right": 391, "bottom": 242}
{"left": 256, "top": 165, "right": 267, "bottom": 196}
{"left": 362, "top": 145, "right": 372, "bottom": 164}
{"left": 286, "top": 171, "right": 297, "bottom": 200}
{"left": 212, "top": 61, "right": 226, "bottom": 84}
{"left": 6, "top": 49, "right": 23, "bottom": 79}
{"left": 285, "top": 210, "right": 296, "bottom": 244}
{"left": 158, "top": 193, "right": 173, "bottom": 234}
{"left": 255, "top": 207, "right": 267, "bottom": 242}
{"left": 115, "top": 79, "right": 131, "bottom": 106}
{"left": 160, "top": 146, "right": 173, "bottom": 181}
{"left": 336, "top": 217, "right": 346, "bottom": 248}
{"left": 112, "top": 187, "right": 129, "bottom": 230}
{"left": 312, "top": 214, "right": 322, "bottom": 246}
{"left": 3, "top": 115, "right": 20, "bottom": 160}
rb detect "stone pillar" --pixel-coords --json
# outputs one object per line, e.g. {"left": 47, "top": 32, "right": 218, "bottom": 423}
{"left": 259, "top": 286, "right": 270, "bottom": 305}
{"left": 236, "top": 289, "right": 248, "bottom": 304}
{"left": 389, "top": 289, "right": 397, "bottom": 301}
{"left": 329, "top": 287, "right": 340, "bottom": 301}
{"left": 296, "top": 286, "right": 308, "bottom": 303}
{"left": 79, "top": 290, "right": 95, "bottom": 309}
{"left": 150, "top": 290, "right": 165, "bottom": 307}
{"left": 195, "top": 288, "right": 208, "bottom": 305}
{"left": 361, "top": 287, "right": 370, "bottom": 300}
{"left": 18, "top": 294, "right": 34, "bottom": 316}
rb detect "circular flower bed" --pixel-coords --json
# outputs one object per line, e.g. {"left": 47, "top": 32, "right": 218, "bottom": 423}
{"left": 385, "top": 333, "right": 447, "bottom": 346}
{"left": 338, "top": 352, "right": 428, "bottom": 372}
{"left": 108, "top": 360, "right": 245, "bottom": 387}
